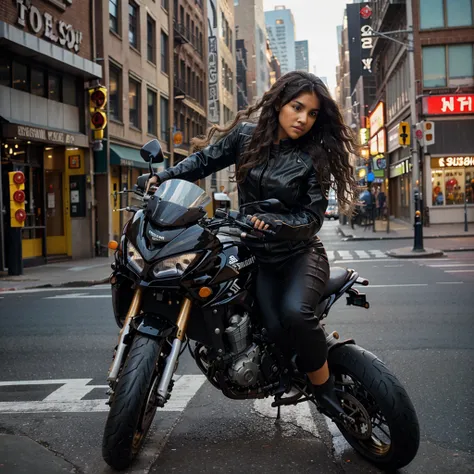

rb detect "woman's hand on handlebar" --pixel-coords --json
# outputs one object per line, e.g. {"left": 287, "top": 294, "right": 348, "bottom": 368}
{"left": 247, "top": 215, "right": 270, "bottom": 231}
{"left": 145, "top": 175, "right": 160, "bottom": 193}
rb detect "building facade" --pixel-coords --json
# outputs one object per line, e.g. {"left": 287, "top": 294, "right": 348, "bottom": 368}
{"left": 295, "top": 40, "right": 309, "bottom": 72}
{"left": 236, "top": 39, "right": 249, "bottom": 111}
{"left": 371, "top": 0, "right": 474, "bottom": 225}
{"left": 0, "top": 0, "right": 102, "bottom": 272}
{"left": 267, "top": 39, "right": 281, "bottom": 86}
{"left": 235, "top": 0, "right": 269, "bottom": 105}
{"left": 265, "top": 6, "right": 296, "bottom": 75}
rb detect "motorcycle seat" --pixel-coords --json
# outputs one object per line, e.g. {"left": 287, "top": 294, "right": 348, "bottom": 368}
{"left": 321, "top": 267, "right": 352, "bottom": 299}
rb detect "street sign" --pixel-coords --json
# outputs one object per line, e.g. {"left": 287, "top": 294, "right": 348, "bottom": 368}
{"left": 415, "top": 129, "right": 423, "bottom": 140}
{"left": 398, "top": 121, "right": 410, "bottom": 146}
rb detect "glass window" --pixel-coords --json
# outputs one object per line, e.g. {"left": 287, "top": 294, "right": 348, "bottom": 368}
{"left": 432, "top": 168, "right": 474, "bottom": 205}
{"left": 48, "top": 74, "right": 61, "bottom": 101}
{"left": 109, "top": 0, "right": 119, "bottom": 33}
{"left": 422, "top": 46, "right": 446, "bottom": 87}
{"left": 162, "top": 0, "right": 169, "bottom": 10}
{"left": 0, "top": 57, "right": 11, "bottom": 87}
{"left": 109, "top": 64, "right": 121, "bottom": 120}
{"left": 31, "top": 69, "right": 45, "bottom": 97}
{"left": 129, "top": 1, "right": 138, "bottom": 49}
{"left": 147, "top": 15, "right": 156, "bottom": 64}
{"left": 447, "top": 0, "right": 473, "bottom": 27}
{"left": 161, "top": 31, "right": 169, "bottom": 74}
{"left": 160, "top": 96, "right": 169, "bottom": 141}
{"left": 448, "top": 44, "right": 474, "bottom": 87}
{"left": 420, "top": 0, "right": 444, "bottom": 29}
{"left": 12, "top": 62, "right": 28, "bottom": 92}
{"left": 147, "top": 89, "right": 157, "bottom": 135}
{"left": 62, "top": 76, "right": 77, "bottom": 106}
{"left": 129, "top": 78, "right": 140, "bottom": 128}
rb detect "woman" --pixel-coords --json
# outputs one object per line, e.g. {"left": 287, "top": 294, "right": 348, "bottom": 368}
{"left": 145, "top": 71, "right": 358, "bottom": 420}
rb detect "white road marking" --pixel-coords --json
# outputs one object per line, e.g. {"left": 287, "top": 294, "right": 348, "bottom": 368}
{"left": 444, "top": 270, "right": 474, "bottom": 273}
{"left": 333, "top": 258, "right": 396, "bottom": 264}
{"left": 0, "top": 375, "right": 206, "bottom": 414}
{"left": 384, "top": 264, "right": 404, "bottom": 268}
{"left": 355, "top": 250, "right": 370, "bottom": 259}
{"left": 324, "top": 417, "right": 349, "bottom": 458}
{"left": 68, "top": 264, "right": 111, "bottom": 272}
{"left": 427, "top": 264, "right": 474, "bottom": 268}
{"left": 336, "top": 250, "right": 352, "bottom": 260}
{"left": 253, "top": 398, "right": 319, "bottom": 438}
{"left": 326, "top": 250, "right": 335, "bottom": 261}
{"left": 436, "top": 281, "right": 464, "bottom": 285}
{"left": 370, "top": 250, "right": 386, "bottom": 258}
{"left": 368, "top": 284, "right": 428, "bottom": 288}
{"left": 0, "top": 286, "right": 110, "bottom": 295}
{"left": 44, "top": 293, "right": 111, "bottom": 299}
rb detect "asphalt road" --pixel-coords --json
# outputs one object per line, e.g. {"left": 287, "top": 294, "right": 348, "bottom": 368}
{"left": 0, "top": 221, "right": 473, "bottom": 474}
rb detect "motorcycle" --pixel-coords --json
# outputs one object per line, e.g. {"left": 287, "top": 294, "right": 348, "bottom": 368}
{"left": 102, "top": 139, "right": 420, "bottom": 471}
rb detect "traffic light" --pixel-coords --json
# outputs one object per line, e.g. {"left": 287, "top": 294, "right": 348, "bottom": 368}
{"left": 398, "top": 121, "right": 410, "bottom": 147}
{"left": 88, "top": 85, "right": 107, "bottom": 140}
{"left": 423, "top": 121, "right": 435, "bottom": 146}
{"left": 9, "top": 171, "right": 26, "bottom": 228}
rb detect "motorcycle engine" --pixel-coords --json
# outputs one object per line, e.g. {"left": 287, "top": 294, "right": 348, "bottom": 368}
{"left": 225, "top": 313, "right": 261, "bottom": 387}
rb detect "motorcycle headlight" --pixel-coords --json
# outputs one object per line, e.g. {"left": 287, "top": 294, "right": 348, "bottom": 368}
{"left": 152, "top": 253, "right": 198, "bottom": 278}
{"left": 127, "top": 241, "right": 145, "bottom": 273}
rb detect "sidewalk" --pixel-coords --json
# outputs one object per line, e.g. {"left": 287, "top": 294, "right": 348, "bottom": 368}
{"left": 0, "top": 256, "right": 113, "bottom": 292}
{"left": 338, "top": 218, "right": 474, "bottom": 246}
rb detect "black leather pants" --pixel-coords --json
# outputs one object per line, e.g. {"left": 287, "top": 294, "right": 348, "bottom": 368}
{"left": 255, "top": 245, "right": 330, "bottom": 373}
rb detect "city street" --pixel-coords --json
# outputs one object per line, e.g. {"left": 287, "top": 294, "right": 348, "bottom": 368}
{"left": 1, "top": 222, "right": 473, "bottom": 474}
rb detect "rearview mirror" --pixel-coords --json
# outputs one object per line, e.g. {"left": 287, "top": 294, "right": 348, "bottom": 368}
{"left": 140, "top": 139, "right": 164, "bottom": 164}
{"left": 259, "top": 198, "right": 285, "bottom": 212}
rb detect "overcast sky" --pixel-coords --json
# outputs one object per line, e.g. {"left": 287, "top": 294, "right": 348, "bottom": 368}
{"left": 263, "top": 0, "right": 348, "bottom": 94}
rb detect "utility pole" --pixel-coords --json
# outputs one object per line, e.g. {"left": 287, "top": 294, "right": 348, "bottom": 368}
{"left": 406, "top": 0, "right": 424, "bottom": 251}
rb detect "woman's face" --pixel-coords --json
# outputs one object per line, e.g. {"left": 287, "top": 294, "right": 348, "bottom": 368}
{"left": 277, "top": 91, "right": 320, "bottom": 141}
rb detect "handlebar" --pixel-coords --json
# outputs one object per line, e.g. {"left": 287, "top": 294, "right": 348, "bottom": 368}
{"left": 212, "top": 209, "right": 276, "bottom": 240}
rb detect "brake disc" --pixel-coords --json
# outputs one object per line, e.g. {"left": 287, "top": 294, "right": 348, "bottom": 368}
{"left": 338, "top": 392, "right": 372, "bottom": 440}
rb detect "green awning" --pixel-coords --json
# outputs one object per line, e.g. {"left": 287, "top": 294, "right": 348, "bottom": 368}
{"left": 110, "top": 143, "right": 148, "bottom": 169}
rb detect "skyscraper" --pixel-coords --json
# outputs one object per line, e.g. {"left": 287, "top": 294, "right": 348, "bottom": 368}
{"left": 265, "top": 6, "right": 296, "bottom": 74}
{"left": 295, "top": 40, "right": 309, "bottom": 72}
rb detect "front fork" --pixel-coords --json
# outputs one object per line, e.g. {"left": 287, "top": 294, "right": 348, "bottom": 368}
{"left": 107, "top": 288, "right": 193, "bottom": 403}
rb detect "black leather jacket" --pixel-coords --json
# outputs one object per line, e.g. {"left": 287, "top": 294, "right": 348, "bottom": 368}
{"left": 152, "top": 122, "right": 328, "bottom": 260}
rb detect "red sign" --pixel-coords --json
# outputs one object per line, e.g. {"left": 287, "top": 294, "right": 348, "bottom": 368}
{"left": 423, "top": 94, "right": 474, "bottom": 116}
{"left": 360, "top": 5, "right": 372, "bottom": 19}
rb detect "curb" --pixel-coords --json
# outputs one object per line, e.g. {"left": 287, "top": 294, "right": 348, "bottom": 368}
{"left": 0, "top": 277, "right": 109, "bottom": 292}
{"left": 386, "top": 248, "right": 444, "bottom": 258}
{"left": 337, "top": 226, "right": 474, "bottom": 241}
{"left": 441, "top": 247, "right": 474, "bottom": 252}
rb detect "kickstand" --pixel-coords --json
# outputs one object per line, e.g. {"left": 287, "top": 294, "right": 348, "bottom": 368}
{"left": 276, "top": 405, "right": 281, "bottom": 420}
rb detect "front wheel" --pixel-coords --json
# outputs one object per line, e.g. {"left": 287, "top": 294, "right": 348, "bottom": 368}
{"left": 328, "top": 344, "right": 420, "bottom": 471}
{"left": 102, "top": 335, "right": 164, "bottom": 470}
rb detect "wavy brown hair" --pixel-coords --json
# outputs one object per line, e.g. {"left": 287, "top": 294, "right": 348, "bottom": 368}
{"left": 191, "top": 71, "right": 359, "bottom": 213}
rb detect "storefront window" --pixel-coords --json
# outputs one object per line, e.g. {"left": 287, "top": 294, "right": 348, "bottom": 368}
{"left": 31, "top": 68, "right": 45, "bottom": 97}
{"left": 0, "top": 57, "right": 11, "bottom": 87}
{"left": 63, "top": 76, "right": 77, "bottom": 106}
{"left": 12, "top": 62, "right": 28, "bottom": 92}
{"left": 431, "top": 168, "right": 474, "bottom": 205}
{"left": 48, "top": 74, "right": 61, "bottom": 101}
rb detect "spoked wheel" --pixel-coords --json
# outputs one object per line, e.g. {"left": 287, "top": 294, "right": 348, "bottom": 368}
{"left": 328, "top": 344, "right": 420, "bottom": 471}
{"left": 102, "top": 336, "right": 166, "bottom": 471}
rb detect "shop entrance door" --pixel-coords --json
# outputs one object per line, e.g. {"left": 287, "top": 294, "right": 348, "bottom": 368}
{"left": 45, "top": 170, "right": 67, "bottom": 256}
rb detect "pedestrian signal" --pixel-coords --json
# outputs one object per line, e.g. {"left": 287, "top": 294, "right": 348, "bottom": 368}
{"left": 88, "top": 85, "right": 108, "bottom": 140}
{"left": 398, "top": 121, "right": 410, "bottom": 147}
{"left": 9, "top": 171, "right": 26, "bottom": 228}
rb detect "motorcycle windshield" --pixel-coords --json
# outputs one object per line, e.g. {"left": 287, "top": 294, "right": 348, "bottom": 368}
{"left": 150, "top": 179, "right": 211, "bottom": 227}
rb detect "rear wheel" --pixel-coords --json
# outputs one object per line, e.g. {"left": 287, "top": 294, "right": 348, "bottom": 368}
{"left": 102, "top": 335, "right": 164, "bottom": 470}
{"left": 328, "top": 344, "right": 420, "bottom": 471}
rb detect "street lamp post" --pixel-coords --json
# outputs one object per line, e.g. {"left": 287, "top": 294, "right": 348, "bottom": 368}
{"left": 406, "top": 0, "right": 424, "bottom": 251}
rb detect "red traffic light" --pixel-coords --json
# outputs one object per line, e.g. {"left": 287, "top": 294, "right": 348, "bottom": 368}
{"left": 13, "top": 190, "right": 25, "bottom": 203}
{"left": 15, "top": 209, "right": 27, "bottom": 223}
{"left": 13, "top": 171, "right": 25, "bottom": 185}
{"left": 91, "top": 89, "right": 106, "bottom": 107}
{"left": 91, "top": 111, "right": 106, "bottom": 128}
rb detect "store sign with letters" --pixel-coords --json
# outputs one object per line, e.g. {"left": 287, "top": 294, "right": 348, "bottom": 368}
{"left": 3, "top": 124, "right": 88, "bottom": 148}
{"left": 423, "top": 94, "right": 474, "bottom": 116}
{"left": 15, "top": 0, "right": 83, "bottom": 52}
{"left": 369, "top": 101, "right": 385, "bottom": 137}
{"left": 432, "top": 156, "right": 474, "bottom": 168}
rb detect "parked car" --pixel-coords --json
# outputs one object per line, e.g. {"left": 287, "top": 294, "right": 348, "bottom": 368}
{"left": 325, "top": 204, "right": 339, "bottom": 220}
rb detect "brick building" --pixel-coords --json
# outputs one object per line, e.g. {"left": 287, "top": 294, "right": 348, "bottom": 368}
{"left": 0, "top": 0, "right": 102, "bottom": 271}
{"left": 370, "top": 0, "right": 474, "bottom": 224}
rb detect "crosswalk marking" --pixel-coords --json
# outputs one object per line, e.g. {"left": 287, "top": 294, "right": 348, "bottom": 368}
{"left": 327, "top": 250, "right": 387, "bottom": 261}
{"left": 355, "top": 250, "right": 371, "bottom": 259}
{"left": 0, "top": 375, "right": 206, "bottom": 414}
{"left": 337, "top": 250, "right": 352, "bottom": 260}
{"left": 326, "top": 250, "right": 335, "bottom": 261}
